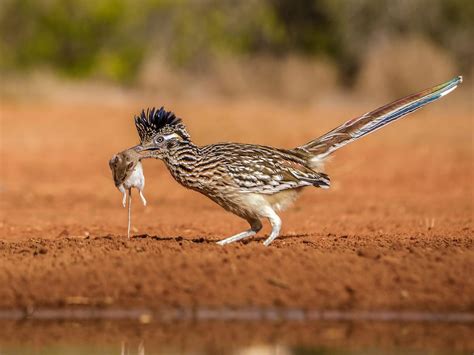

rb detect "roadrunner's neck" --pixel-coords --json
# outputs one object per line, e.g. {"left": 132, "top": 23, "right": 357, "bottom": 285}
{"left": 162, "top": 139, "right": 204, "bottom": 188}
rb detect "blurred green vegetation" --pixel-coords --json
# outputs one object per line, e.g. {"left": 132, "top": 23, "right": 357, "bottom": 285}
{"left": 0, "top": 0, "right": 472, "bottom": 84}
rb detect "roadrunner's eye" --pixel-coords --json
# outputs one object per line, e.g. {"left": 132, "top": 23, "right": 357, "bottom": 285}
{"left": 155, "top": 136, "right": 164, "bottom": 144}
{"left": 127, "top": 162, "right": 134, "bottom": 169}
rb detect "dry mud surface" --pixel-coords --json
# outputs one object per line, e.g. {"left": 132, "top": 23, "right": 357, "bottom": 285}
{"left": 1, "top": 98, "right": 473, "bottom": 317}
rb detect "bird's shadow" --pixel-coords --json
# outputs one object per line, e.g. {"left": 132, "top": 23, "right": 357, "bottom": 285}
{"left": 131, "top": 234, "right": 213, "bottom": 244}
{"left": 245, "top": 233, "right": 310, "bottom": 244}
{"left": 120, "top": 233, "right": 311, "bottom": 245}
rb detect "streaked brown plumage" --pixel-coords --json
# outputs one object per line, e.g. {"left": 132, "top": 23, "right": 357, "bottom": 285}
{"left": 126, "top": 77, "right": 461, "bottom": 246}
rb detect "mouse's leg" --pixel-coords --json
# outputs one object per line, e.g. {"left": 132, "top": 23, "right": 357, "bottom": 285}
{"left": 127, "top": 188, "right": 132, "bottom": 239}
{"left": 119, "top": 185, "right": 127, "bottom": 208}
{"left": 139, "top": 190, "right": 147, "bottom": 206}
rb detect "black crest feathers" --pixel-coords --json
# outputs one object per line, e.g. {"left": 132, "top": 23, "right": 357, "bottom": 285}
{"left": 134, "top": 107, "right": 181, "bottom": 142}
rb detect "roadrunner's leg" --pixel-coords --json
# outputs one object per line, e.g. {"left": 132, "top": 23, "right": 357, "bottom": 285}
{"left": 263, "top": 209, "right": 282, "bottom": 247}
{"left": 216, "top": 218, "right": 262, "bottom": 245}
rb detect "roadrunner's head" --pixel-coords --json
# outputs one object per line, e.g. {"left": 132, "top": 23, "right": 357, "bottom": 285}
{"left": 134, "top": 107, "right": 190, "bottom": 159}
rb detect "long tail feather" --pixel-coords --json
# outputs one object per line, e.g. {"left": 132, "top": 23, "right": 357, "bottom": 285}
{"left": 301, "top": 76, "right": 462, "bottom": 160}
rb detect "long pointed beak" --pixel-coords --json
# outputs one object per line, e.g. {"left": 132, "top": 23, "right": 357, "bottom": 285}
{"left": 128, "top": 144, "right": 159, "bottom": 159}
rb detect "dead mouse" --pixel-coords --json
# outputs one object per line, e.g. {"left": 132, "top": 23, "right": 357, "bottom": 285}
{"left": 109, "top": 150, "right": 147, "bottom": 238}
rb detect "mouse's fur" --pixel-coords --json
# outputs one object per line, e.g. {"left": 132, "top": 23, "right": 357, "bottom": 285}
{"left": 109, "top": 149, "right": 147, "bottom": 207}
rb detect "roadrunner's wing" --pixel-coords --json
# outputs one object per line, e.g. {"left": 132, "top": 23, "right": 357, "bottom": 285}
{"left": 300, "top": 76, "right": 462, "bottom": 160}
{"left": 207, "top": 143, "right": 330, "bottom": 193}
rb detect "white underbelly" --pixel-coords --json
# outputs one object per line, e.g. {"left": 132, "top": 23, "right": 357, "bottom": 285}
{"left": 122, "top": 162, "right": 145, "bottom": 191}
{"left": 236, "top": 189, "right": 302, "bottom": 217}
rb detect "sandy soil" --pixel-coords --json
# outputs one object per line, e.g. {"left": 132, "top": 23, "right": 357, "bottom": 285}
{"left": 0, "top": 96, "right": 473, "bottom": 314}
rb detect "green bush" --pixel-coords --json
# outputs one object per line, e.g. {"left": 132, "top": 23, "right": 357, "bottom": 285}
{"left": 0, "top": 0, "right": 472, "bottom": 83}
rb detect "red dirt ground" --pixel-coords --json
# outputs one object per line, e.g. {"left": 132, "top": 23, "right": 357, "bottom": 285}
{"left": 0, "top": 96, "right": 473, "bottom": 315}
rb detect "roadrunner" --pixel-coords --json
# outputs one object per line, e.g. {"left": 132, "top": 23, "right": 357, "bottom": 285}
{"left": 130, "top": 77, "right": 462, "bottom": 246}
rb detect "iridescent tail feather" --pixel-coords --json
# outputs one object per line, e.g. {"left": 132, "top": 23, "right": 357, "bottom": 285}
{"left": 301, "top": 76, "right": 463, "bottom": 160}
